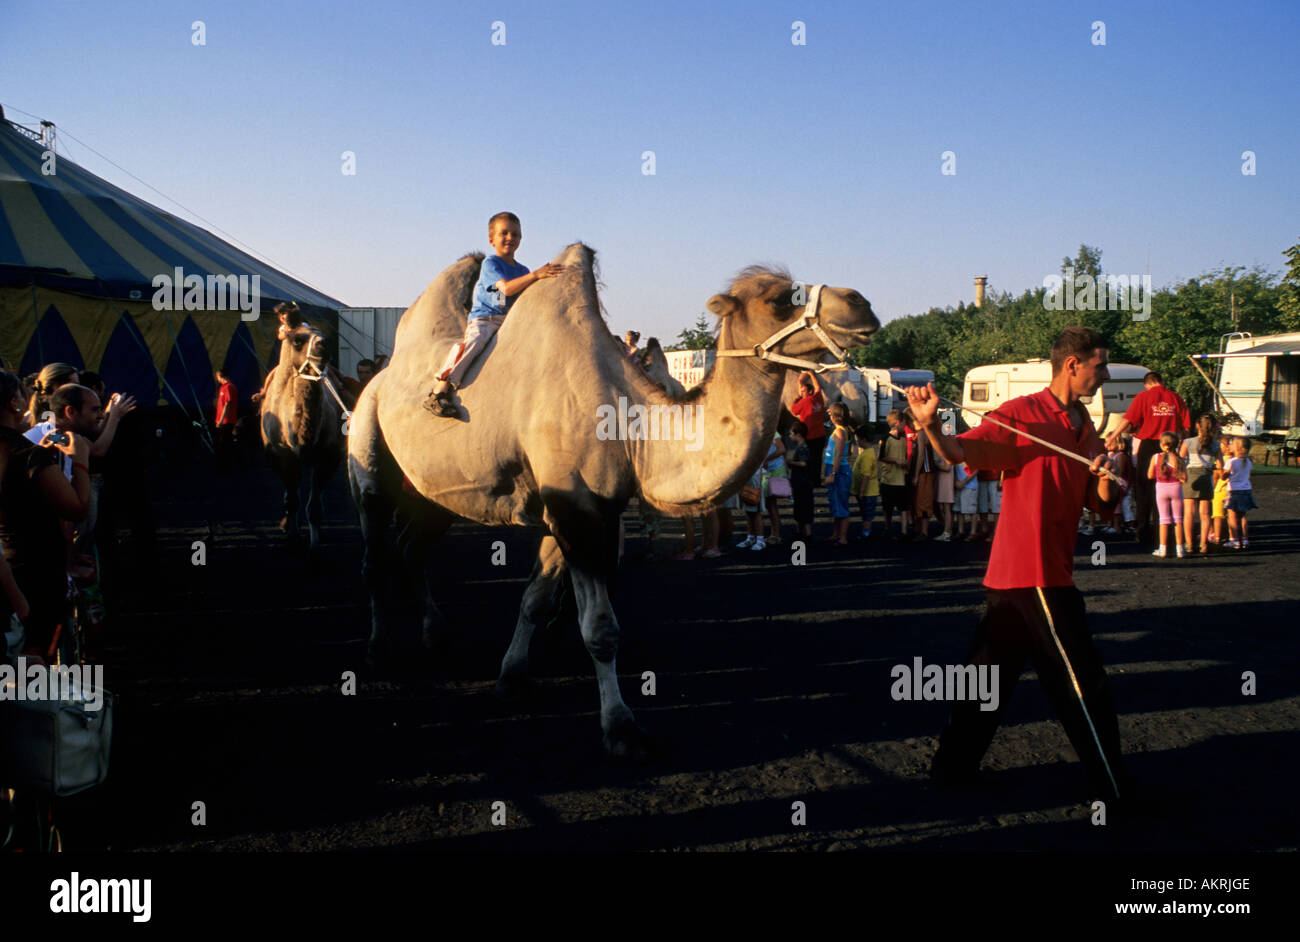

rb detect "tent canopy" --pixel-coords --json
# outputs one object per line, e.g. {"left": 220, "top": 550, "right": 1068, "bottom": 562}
{"left": 0, "top": 114, "right": 344, "bottom": 413}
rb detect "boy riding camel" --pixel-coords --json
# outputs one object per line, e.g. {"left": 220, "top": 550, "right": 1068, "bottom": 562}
{"left": 425, "top": 212, "right": 562, "bottom": 416}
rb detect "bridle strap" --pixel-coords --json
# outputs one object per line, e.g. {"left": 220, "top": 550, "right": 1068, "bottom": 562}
{"left": 715, "top": 283, "right": 853, "bottom": 374}
{"left": 293, "top": 358, "right": 350, "bottom": 415}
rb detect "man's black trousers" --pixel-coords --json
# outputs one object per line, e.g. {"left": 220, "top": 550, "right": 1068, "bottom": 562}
{"left": 932, "top": 586, "right": 1128, "bottom": 802}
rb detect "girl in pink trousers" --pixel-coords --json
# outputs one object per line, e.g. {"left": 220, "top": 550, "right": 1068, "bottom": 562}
{"left": 1148, "top": 431, "right": 1188, "bottom": 558}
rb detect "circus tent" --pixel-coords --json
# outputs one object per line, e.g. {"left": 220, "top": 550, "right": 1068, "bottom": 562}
{"left": 0, "top": 107, "right": 345, "bottom": 420}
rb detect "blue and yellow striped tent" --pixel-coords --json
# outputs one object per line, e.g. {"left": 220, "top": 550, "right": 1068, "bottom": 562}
{"left": 0, "top": 111, "right": 344, "bottom": 414}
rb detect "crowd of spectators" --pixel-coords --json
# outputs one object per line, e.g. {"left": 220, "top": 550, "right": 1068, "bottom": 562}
{"left": 655, "top": 369, "right": 1260, "bottom": 559}
{"left": 0, "top": 363, "right": 142, "bottom": 663}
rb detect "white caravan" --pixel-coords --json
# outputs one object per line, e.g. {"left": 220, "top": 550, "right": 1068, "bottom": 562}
{"left": 832, "top": 367, "right": 937, "bottom": 426}
{"left": 961, "top": 359, "right": 1149, "bottom": 436}
{"left": 1188, "top": 332, "right": 1300, "bottom": 436}
{"left": 782, "top": 366, "right": 937, "bottom": 427}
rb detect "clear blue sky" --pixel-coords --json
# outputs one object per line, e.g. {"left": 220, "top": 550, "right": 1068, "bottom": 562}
{"left": 3, "top": 0, "right": 1297, "bottom": 342}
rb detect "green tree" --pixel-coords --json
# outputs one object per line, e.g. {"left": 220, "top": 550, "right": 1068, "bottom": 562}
{"left": 1062, "top": 244, "right": 1103, "bottom": 281}
{"left": 1278, "top": 238, "right": 1300, "bottom": 331}
{"left": 668, "top": 313, "right": 716, "bottom": 351}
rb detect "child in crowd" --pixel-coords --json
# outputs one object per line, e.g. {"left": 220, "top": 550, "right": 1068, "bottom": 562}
{"left": 760, "top": 431, "right": 788, "bottom": 545}
{"left": 427, "top": 211, "right": 562, "bottom": 416}
{"left": 1099, "top": 436, "right": 1130, "bottom": 535}
{"left": 1224, "top": 436, "right": 1256, "bottom": 549}
{"left": 850, "top": 427, "right": 879, "bottom": 541}
{"left": 737, "top": 432, "right": 785, "bottom": 551}
{"left": 821, "top": 403, "right": 854, "bottom": 545}
{"left": 1211, "top": 434, "right": 1234, "bottom": 545}
{"left": 1148, "top": 431, "right": 1187, "bottom": 558}
{"left": 785, "top": 422, "right": 815, "bottom": 541}
{"left": 953, "top": 461, "right": 979, "bottom": 540}
{"left": 934, "top": 450, "right": 955, "bottom": 542}
{"left": 973, "top": 467, "right": 998, "bottom": 542}
{"left": 878, "top": 410, "right": 910, "bottom": 539}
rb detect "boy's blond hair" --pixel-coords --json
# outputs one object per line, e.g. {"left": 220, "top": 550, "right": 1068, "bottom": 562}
{"left": 489, "top": 211, "right": 520, "bottom": 233}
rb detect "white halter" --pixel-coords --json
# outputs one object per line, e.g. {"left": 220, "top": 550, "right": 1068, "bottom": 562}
{"left": 714, "top": 283, "right": 853, "bottom": 374}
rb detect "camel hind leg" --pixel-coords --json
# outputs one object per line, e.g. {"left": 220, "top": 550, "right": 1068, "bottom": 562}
{"left": 270, "top": 452, "right": 302, "bottom": 544}
{"left": 348, "top": 393, "right": 401, "bottom": 665}
{"left": 396, "top": 500, "right": 455, "bottom": 650}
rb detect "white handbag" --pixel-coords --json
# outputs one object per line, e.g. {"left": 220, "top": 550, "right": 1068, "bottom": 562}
{"left": 2, "top": 673, "right": 114, "bottom": 796}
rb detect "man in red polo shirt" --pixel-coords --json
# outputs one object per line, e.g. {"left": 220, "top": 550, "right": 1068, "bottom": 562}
{"left": 905, "top": 326, "right": 1130, "bottom": 806}
{"left": 1104, "top": 372, "right": 1189, "bottom": 546}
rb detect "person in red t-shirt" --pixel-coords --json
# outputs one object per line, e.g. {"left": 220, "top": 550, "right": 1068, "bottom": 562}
{"left": 905, "top": 326, "right": 1131, "bottom": 808}
{"left": 788, "top": 372, "right": 827, "bottom": 490}
{"left": 1105, "top": 372, "right": 1189, "bottom": 547}
{"left": 214, "top": 368, "right": 239, "bottom": 472}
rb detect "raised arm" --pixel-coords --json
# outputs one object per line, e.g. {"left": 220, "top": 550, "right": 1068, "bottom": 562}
{"left": 497, "top": 263, "right": 564, "bottom": 298}
{"left": 904, "top": 383, "right": 965, "bottom": 466}
{"left": 89, "top": 393, "right": 137, "bottom": 458}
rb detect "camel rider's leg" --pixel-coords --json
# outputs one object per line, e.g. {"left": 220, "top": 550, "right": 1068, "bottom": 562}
{"left": 425, "top": 315, "right": 504, "bottom": 414}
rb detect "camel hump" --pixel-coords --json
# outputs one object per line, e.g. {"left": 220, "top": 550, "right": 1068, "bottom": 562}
{"left": 392, "top": 252, "right": 486, "bottom": 354}
{"left": 554, "top": 242, "right": 594, "bottom": 270}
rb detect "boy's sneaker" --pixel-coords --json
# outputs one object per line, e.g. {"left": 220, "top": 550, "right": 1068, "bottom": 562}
{"left": 1241, "top": 540, "right": 1249, "bottom": 549}
{"left": 1223, "top": 540, "right": 1240, "bottom": 550}
{"left": 1175, "top": 546, "right": 1186, "bottom": 559}
{"left": 1101, "top": 526, "right": 1120, "bottom": 535}
{"left": 934, "top": 532, "right": 951, "bottom": 542}
{"left": 752, "top": 536, "right": 766, "bottom": 551}
{"left": 1151, "top": 546, "right": 1168, "bottom": 558}
{"left": 425, "top": 385, "right": 461, "bottom": 417}
{"left": 735, "top": 535, "right": 756, "bottom": 549}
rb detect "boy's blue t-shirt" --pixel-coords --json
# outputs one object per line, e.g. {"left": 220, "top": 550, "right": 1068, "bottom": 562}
{"left": 469, "top": 254, "right": 531, "bottom": 319}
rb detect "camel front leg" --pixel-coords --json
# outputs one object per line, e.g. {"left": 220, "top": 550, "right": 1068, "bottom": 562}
{"left": 273, "top": 455, "right": 302, "bottom": 544}
{"left": 495, "top": 535, "right": 566, "bottom": 701}
{"left": 305, "top": 460, "right": 331, "bottom": 551}
{"left": 567, "top": 564, "right": 647, "bottom": 760}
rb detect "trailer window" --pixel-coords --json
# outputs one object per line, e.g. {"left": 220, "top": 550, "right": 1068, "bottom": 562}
{"left": 969, "top": 383, "right": 988, "bottom": 402}
{"left": 1266, "top": 357, "right": 1300, "bottom": 428}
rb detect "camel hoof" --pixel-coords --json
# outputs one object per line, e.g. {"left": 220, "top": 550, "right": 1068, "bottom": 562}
{"left": 493, "top": 674, "right": 535, "bottom": 704}
{"left": 602, "top": 720, "right": 653, "bottom": 763}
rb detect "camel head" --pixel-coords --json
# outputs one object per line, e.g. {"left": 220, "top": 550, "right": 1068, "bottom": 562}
{"left": 706, "top": 266, "right": 879, "bottom": 371}
{"left": 280, "top": 324, "right": 329, "bottom": 382}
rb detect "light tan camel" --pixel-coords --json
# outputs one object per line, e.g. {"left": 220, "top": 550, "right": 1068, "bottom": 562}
{"left": 347, "top": 244, "right": 878, "bottom": 756}
{"left": 260, "top": 323, "right": 350, "bottom": 549}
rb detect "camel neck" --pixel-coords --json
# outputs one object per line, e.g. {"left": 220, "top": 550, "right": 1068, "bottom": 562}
{"left": 630, "top": 323, "right": 787, "bottom": 513}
